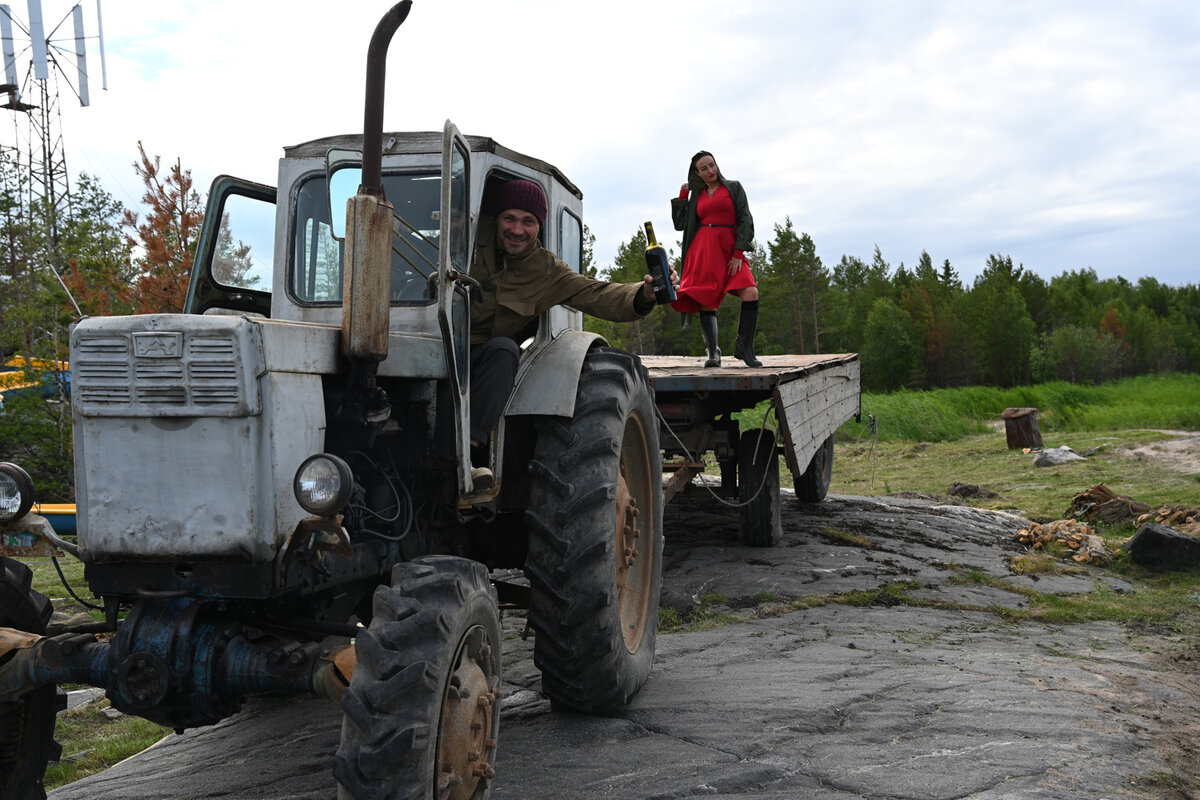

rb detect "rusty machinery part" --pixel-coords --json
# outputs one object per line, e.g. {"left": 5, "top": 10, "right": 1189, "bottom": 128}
{"left": 334, "top": 556, "right": 501, "bottom": 800}
{"left": 737, "top": 428, "right": 782, "bottom": 547}
{"left": 525, "top": 346, "right": 664, "bottom": 712}
{"left": 0, "top": 557, "right": 66, "bottom": 800}
{"left": 795, "top": 433, "right": 835, "bottom": 504}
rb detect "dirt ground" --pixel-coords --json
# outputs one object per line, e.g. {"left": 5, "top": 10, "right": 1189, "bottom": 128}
{"left": 1123, "top": 432, "right": 1200, "bottom": 474}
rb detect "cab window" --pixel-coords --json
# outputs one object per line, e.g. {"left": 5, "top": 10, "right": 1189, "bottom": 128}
{"left": 291, "top": 172, "right": 442, "bottom": 305}
{"left": 559, "top": 208, "right": 583, "bottom": 273}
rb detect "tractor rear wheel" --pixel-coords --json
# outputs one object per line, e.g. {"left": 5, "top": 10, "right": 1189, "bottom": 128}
{"left": 0, "top": 557, "right": 64, "bottom": 800}
{"left": 334, "top": 556, "right": 501, "bottom": 800}
{"left": 525, "top": 347, "right": 664, "bottom": 713}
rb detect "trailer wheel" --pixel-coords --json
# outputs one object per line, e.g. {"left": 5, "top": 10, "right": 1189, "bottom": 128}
{"left": 795, "top": 434, "right": 835, "bottom": 502}
{"left": 737, "top": 429, "right": 782, "bottom": 547}
{"left": 525, "top": 347, "right": 663, "bottom": 713}
{"left": 334, "top": 556, "right": 501, "bottom": 800}
{"left": 0, "top": 557, "right": 64, "bottom": 800}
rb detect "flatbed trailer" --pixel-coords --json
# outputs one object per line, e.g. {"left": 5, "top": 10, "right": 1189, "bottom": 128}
{"left": 642, "top": 353, "right": 861, "bottom": 546}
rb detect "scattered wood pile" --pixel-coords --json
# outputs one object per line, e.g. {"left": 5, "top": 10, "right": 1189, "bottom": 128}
{"left": 1069, "top": 483, "right": 1200, "bottom": 537}
{"left": 1136, "top": 505, "right": 1200, "bottom": 537}
{"left": 1014, "top": 519, "right": 1111, "bottom": 565}
{"left": 1067, "top": 483, "right": 1150, "bottom": 524}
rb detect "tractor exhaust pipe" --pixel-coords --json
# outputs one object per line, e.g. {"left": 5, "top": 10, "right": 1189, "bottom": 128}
{"left": 360, "top": 1, "right": 412, "bottom": 198}
{"left": 339, "top": 1, "right": 412, "bottom": 425}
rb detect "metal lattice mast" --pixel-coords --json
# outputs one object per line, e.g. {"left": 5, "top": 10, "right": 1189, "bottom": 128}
{"left": 26, "top": 60, "right": 70, "bottom": 245}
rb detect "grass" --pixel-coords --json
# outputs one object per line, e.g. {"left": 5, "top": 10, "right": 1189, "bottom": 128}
{"left": 815, "top": 526, "right": 876, "bottom": 549}
{"left": 677, "top": 569, "right": 1200, "bottom": 636}
{"left": 43, "top": 698, "right": 171, "bottom": 790}
{"left": 831, "top": 428, "right": 1200, "bottom": 521}
{"left": 849, "top": 372, "right": 1200, "bottom": 443}
{"left": 737, "top": 372, "right": 1200, "bottom": 443}
{"left": 29, "top": 556, "right": 94, "bottom": 616}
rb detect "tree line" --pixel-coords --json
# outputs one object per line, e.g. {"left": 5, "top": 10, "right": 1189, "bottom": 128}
{"left": 3, "top": 146, "right": 1197, "bottom": 394}
{"left": 0, "top": 144, "right": 203, "bottom": 498}
{"left": 587, "top": 219, "right": 1200, "bottom": 392}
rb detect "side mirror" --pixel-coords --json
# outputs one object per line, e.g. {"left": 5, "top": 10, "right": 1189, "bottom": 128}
{"left": 326, "top": 148, "right": 364, "bottom": 241}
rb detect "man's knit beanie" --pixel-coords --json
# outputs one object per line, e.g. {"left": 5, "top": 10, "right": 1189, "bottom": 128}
{"left": 497, "top": 179, "right": 547, "bottom": 228}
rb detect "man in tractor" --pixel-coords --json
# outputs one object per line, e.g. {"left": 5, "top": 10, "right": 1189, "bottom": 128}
{"left": 468, "top": 179, "right": 677, "bottom": 489}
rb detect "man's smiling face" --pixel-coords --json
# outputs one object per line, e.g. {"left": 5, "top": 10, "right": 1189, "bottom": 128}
{"left": 497, "top": 208, "right": 540, "bottom": 257}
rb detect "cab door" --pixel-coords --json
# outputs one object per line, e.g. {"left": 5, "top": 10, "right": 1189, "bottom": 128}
{"left": 437, "top": 121, "right": 475, "bottom": 495}
{"left": 185, "top": 176, "right": 275, "bottom": 316}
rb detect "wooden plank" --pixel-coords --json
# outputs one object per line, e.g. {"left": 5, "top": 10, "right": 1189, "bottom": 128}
{"left": 662, "top": 460, "right": 705, "bottom": 504}
{"left": 774, "top": 361, "right": 860, "bottom": 476}
{"left": 642, "top": 353, "right": 858, "bottom": 394}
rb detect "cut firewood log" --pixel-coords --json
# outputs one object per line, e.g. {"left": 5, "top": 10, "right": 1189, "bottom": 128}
{"left": 1014, "top": 519, "right": 1111, "bottom": 566}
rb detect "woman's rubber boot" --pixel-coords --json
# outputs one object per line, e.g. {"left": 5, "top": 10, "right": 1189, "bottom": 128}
{"left": 700, "top": 310, "right": 721, "bottom": 368}
{"left": 734, "top": 300, "right": 763, "bottom": 367}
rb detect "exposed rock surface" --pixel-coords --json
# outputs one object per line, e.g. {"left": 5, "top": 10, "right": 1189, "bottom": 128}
{"left": 51, "top": 492, "right": 1200, "bottom": 800}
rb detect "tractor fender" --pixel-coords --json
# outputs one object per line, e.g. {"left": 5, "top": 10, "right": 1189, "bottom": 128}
{"left": 505, "top": 330, "right": 606, "bottom": 418}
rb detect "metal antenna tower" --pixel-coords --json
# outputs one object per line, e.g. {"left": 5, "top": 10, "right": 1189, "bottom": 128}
{"left": 2, "top": 1, "right": 106, "bottom": 246}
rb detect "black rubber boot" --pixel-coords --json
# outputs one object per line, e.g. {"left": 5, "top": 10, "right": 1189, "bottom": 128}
{"left": 699, "top": 311, "right": 721, "bottom": 368}
{"left": 734, "top": 300, "right": 763, "bottom": 367}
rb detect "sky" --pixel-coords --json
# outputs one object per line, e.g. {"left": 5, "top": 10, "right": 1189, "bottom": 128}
{"left": 4, "top": 0, "right": 1198, "bottom": 287}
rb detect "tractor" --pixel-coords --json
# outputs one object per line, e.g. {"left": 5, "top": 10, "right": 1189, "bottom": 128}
{"left": 0, "top": 3, "right": 663, "bottom": 797}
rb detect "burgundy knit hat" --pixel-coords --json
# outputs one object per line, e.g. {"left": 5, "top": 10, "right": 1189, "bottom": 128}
{"left": 497, "top": 179, "right": 547, "bottom": 228}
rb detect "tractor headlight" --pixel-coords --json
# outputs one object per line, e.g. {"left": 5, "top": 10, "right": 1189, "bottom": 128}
{"left": 293, "top": 454, "right": 353, "bottom": 517}
{"left": 0, "top": 462, "right": 35, "bottom": 523}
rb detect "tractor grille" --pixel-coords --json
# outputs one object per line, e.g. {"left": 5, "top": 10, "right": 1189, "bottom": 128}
{"left": 72, "top": 320, "right": 261, "bottom": 417}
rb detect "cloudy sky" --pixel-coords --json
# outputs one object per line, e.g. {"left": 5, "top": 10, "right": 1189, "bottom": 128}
{"left": 6, "top": 0, "right": 1198, "bottom": 287}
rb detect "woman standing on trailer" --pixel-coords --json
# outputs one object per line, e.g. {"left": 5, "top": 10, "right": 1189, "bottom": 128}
{"left": 670, "top": 150, "right": 761, "bottom": 367}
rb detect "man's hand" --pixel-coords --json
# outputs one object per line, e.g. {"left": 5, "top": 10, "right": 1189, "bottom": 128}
{"left": 640, "top": 263, "right": 681, "bottom": 303}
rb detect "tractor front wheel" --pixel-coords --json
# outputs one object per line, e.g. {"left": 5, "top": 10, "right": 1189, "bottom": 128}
{"left": 334, "top": 556, "right": 501, "bottom": 800}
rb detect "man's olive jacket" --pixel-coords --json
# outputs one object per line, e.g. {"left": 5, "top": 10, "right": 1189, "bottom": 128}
{"left": 469, "top": 217, "right": 651, "bottom": 345}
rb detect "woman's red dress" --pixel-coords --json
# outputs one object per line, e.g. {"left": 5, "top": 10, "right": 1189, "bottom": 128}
{"left": 671, "top": 184, "right": 757, "bottom": 313}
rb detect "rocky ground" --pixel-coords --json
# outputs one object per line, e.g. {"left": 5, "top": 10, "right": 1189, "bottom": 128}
{"left": 50, "top": 486, "right": 1200, "bottom": 800}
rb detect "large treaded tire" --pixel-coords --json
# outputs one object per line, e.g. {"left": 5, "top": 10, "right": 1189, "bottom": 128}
{"left": 525, "top": 347, "right": 664, "bottom": 713}
{"left": 737, "top": 429, "right": 782, "bottom": 547}
{"left": 795, "top": 434, "right": 835, "bottom": 503}
{"left": 334, "top": 556, "right": 501, "bottom": 800}
{"left": 0, "top": 557, "right": 64, "bottom": 800}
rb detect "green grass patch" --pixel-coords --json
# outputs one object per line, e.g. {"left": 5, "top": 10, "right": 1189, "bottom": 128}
{"left": 737, "top": 372, "right": 1200, "bottom": 444}
{"left": 20, "top": 555, "right": 97, "bottom": 619}
{"left": 842, "top": 372, "right": 1200, "bottom": 443}
{"left": 660, "top": 568, "right": 1200, "bottom": 640}
{"left": 658, "top": 604, "right": 741, "bottom": 633}
{"left": 1010, "top": 553, "right": 1062, "bottom": 575}
{"left": 43, "top": 699, "right": 170, "bottom": 790}
{"left": 814, "top": 526, "right": 876, "bottom": 549}
{"left": 831, "top": 428, "right": 1200, "bottom": 520}
{"left": 1130, "top": 769, "right": 1200, "bottom": 797}
{"left": 1006, "top": 574, "right": 1200, "bottom": 628}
